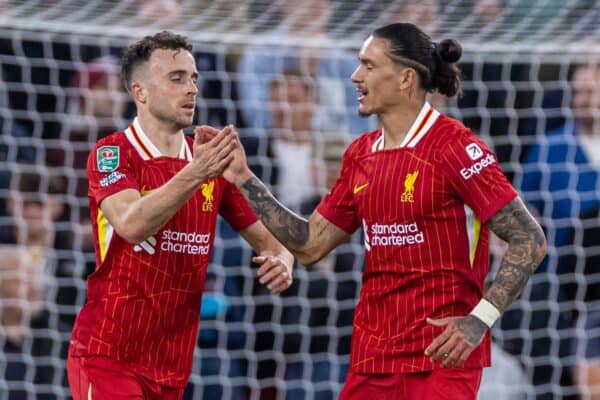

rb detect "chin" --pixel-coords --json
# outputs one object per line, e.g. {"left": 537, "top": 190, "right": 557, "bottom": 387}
{"left": 358, "top": 108, "right": 373, "bottom": 118}
{"left": 177, "top": 116, "right": 194, "bottom": 128}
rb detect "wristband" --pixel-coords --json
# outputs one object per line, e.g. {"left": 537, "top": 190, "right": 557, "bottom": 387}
{"left": 469, "top": 299, "right": 501, "bottom": 328}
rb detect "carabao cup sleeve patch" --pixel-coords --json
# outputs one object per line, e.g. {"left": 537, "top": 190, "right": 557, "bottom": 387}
{"left": 97, "top": 145, "right": 120, "bottom": 172}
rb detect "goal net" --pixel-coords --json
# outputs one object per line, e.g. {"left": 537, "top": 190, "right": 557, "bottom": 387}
{"left": 0, "top": 1, "right": 599, "bottom": 400}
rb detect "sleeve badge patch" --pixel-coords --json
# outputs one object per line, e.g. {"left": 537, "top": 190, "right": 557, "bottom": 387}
{"left": 97, "top": 146, "right": 120, "bottom": 172}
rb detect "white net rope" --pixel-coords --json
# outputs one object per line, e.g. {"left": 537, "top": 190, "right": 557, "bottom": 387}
{"left": 0, "top": 1, "right": 599, "bottom": 400}
{"left": 0, "top": 0, "right": 598, "bottom": 51}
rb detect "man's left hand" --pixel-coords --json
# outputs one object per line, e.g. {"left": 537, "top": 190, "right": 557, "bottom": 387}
{"left": 424, "top": 315, "right": 488, "bottom": 368}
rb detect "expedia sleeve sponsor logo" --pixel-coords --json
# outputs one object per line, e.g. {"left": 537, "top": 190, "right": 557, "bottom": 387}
{"left": 460, "top": 153, "right": 496, "bottom": 180}
{"left": 363, "top": 221, "right": 425, "bottom": 249}
{"left": 465, "top": 143, "right": 484, "bottom": 160}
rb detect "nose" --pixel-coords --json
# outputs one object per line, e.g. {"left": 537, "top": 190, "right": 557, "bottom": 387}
{"left": 351, "top": 65, "right": 362, "bottom": 84}
{"left": 188, "top": 78, "right": 199, "bottom": 95}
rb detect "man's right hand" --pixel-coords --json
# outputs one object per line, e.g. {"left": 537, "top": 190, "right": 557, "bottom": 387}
{"left": 191, "top": 125, "right": 236, "bottom": 179}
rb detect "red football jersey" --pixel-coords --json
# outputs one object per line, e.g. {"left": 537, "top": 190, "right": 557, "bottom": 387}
{"left": 70, "top": 118, "right": 258, "bottom": 387}
{"left": 317, "top": 102, "right": 517, "bottom": 374}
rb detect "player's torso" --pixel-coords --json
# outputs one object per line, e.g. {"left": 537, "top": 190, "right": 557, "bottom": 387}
{"left": 345, "top": 117, "right": 493, "bottom": 373}
{"left": 130, "top": 156, "right": 219, "bottom": 268}
{"left": 91, "top": 153, "right": 223, "bottom": 298}
{"left": 352, "top": 141, "right": 474, "bottom": 280}
{"left": 76, "top": 135, "right": 221, "bottom": 378}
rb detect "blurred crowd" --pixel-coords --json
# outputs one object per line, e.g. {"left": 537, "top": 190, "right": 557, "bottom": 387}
{"left": 0, "top": 1, "right": 599, "bottom": 400}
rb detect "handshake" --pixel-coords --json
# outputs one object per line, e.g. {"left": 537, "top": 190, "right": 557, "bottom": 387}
{"left": 190, "top": 124, "right": 252, "bottom": 188}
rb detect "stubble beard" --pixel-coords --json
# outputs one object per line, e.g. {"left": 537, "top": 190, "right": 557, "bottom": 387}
{"left": 151, "top": 104, "right": 193, "bottom": 131}
{"left": 357, "top": 101, "right": 375, "bottom": 118}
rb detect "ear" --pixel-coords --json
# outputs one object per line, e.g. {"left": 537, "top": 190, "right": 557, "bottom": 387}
{"left": 398, "top": 67, "right": 417, "bottom": 91}
{"left": 131, "top": 81, "right": 147, "bottom": 104}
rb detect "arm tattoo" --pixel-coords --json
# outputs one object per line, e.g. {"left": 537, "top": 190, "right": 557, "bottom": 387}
{"left": 486, "top": 197, "right": 547, "bottom": 313}
{"left": 241, "top": 177, "right": 309, "bottom": 249}
{"left": 314, "top": 216, "right": 337, "bottom": 239}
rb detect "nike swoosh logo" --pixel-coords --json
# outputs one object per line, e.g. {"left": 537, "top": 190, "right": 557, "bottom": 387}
{"left": 140, "top": 186, "right": 153, "bottom": 196}
{"left": 353, "top": 183, "right": 369, "bottom": 194}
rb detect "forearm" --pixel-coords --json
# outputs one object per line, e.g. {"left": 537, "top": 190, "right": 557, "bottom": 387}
{"left": 111, "top": 163, "right": 205, "bottom": 243}
{"left": 236, "top": 173, "right": 310, "bottom": 252}
{"left": 257, "top": 237, "right": 294, "bottom": 269}
{"left": 485, "top": 198, "right": 548, "bottom": 313}
{"left": 484, "top": 237, "right": 545, "bottom": 313}
{"left": 425, "top": 199, "right": 547, "bottom": 367}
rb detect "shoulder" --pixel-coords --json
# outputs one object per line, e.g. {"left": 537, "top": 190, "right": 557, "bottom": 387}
{"left": 428, "top": 115, "right": 487, "bottom": 152}
{"left": 92, "top": 131, "right": 129, "bottom": 151}
{"left": 432, "top": 115, "right": 474, "bottom": 140}
{"left": 344, "top": 129, "right": 382, "bottom": 159}
{"left": 87, "top": 131, "right": 135, "bottom": 171}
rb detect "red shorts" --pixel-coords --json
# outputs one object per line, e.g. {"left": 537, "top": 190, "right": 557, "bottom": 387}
{"left": 339, "top": 368, "right": 483, "bottom": 400}
{"left": 67, "top": 352, "right": 184, "bottom": 400}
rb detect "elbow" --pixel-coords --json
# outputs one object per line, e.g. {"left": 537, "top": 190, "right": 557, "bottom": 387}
{"left": 119, "top": 231, "right": 147, "bottom": 245}
{"left": 113, "top": 223, "right": 153, "bottom": 245}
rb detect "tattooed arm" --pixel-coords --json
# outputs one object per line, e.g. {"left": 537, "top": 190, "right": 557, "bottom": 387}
{"left": 425, "top": 197, "right": 547, "bottom": 367}
{"left": 485, "top": 196, "right": 548, "bottom": 309}
{"left": 236, "top": 175, "right": 349, "bottom": 265}
{"left": 195, "top": 124, "right": 349, "bottom": 264}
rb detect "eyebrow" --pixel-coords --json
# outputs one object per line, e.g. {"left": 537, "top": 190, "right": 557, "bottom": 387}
{"left": 168, "top": 70, "right": 199, "bottom": 78}
{"left": 358, "top": 55, "right": 375, "bottom": 65}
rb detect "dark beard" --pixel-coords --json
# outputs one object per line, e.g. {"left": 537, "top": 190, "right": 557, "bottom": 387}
{"left": 358, "top": 110, "right": 372, "bottom": 118}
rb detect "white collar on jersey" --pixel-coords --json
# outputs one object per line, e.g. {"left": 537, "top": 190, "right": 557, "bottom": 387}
{"left": 371, "top": 101, "right": 440, "bottom": 152}
{"left": 124, "top": 117, "right": 193, "bottom": 161}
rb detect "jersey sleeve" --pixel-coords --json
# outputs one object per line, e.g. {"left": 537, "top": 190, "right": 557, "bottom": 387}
{"left": 219, "top": 179, "right": 259, "bottom": 231}
{"left": 441, "top": 130, "right": 518, "bottom": 223}
{"left": 87, "top": 138, "right": 140, "bottom": 205}
{"left": 316, "top": 148, "right": 360, "bottom": 234}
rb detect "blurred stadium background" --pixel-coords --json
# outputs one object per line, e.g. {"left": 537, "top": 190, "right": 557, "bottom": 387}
{"left": 0, "top": 1, "right": 599, "bottom": 399}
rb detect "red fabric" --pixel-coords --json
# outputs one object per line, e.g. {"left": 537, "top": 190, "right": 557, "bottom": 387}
{"left": 67, "top": 352, "right": 184, "bottom": 400}
{"left": 317, "top": 115, "right": 517, "bottom": 374}
{"left": 70, "top": 132, "right": 258, "bottom": 388}
{"left": 339, "top": 368, "right": 482, "bottom": 400}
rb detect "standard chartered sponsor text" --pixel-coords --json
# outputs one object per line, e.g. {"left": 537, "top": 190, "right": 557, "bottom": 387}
{"left": 161, "top": 229, "right": 211, "bottom": 255}
{"left": 370, "top": 222, "right": 424, "bottom": 246}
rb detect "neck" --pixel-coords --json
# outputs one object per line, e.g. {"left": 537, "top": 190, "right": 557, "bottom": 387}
{"left": 136, "top": 111, "right": 184, "bottom": 157}
{"left": 379, "top": 98, "right": 426, "bottom": 149}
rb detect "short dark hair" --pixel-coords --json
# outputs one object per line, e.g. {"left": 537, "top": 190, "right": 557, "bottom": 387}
{"left": 121, "top": 31, "right": 193, "bottom": 91}
{"left": 372, "top": 23, "right": 463, "bottom": 98}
